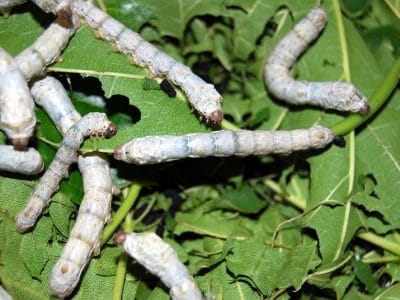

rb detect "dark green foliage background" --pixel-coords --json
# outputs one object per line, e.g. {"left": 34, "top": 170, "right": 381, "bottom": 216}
{"left": 0, "top": 0, "right": 399, "bottom": 299}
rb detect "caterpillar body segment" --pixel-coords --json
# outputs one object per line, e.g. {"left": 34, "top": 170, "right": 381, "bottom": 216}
{"left": 15, "top": 17, "right": 78, "bottom": 82}
{"left": 16, "top": 112, "right": 117, "bottom": 233}
{"left": 0, "top": 0, "right": 27, "bottom": 17}
{"left": 264, "top": 8, "right": 369, "bottom": 114}
{"left": 0, "top": 48, "right": 36, "bottom": 148}
{"left": 51, "top": 154, "right": 113, "bottom": 298}
{"left": 72, "top": 0, "right": 223, "bottom": 124}
{"left": 30, "top": 0, "right": 72, "bottom": 17}
{"left": 114, "top": 126, "right": 334, "bottom": 165}
{"left": 0, "top": 145, "right": 44, "bottom": 175}
{"left": 114, "top": 232, "right": 203, "bottom": 300}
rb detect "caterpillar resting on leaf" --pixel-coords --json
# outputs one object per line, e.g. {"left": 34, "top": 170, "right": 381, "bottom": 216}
{"left": 114, "top": 126, "right": 334, "bottom": 165}
{"left": 15, "top": 17, "right": 78, "bottom": 82}
{"left": 31, "top": 76, "right": 115, "bottom": 297}
{"left": 114, "top": 232, "right": 203, "bottom": 300}
{"left": 72, "top": 0, "right": 223, "bottom": 124}
{"left": 16, "top": 112, "right": 117, "bottom": 233}
{"left": 0, "top": 145, "right": 43, "bottom": 175}
{"left": 0, "top": 0, "right": 27, "bottom": 17}
{"left": 264, "top": 8, "right": 370, "bottom": 114}
{"left": 0, "top": 47, "right": 36, "bottom": 148}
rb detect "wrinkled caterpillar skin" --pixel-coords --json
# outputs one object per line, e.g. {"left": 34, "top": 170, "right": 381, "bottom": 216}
{"left": 114, "top": 232, "right": 203, "bottom": 300}
{"left": 0, "top": 48, "right": 36, "bottom": 148}
{"left": 30, "top": 0, "right": 71, "bottom": 16}
{"left": 16, "top": 112, "right": 117, "bottom": 233}
{"left": 114, "top": 126, "right": 334, "bottom": 165}
{"left": 72, "top": 0, "right": 223, "bottom": 124}
{"left": 15, "top": 17, "right": 78, "bottom": 82}
{"left": 0, "top": 145, "right": 44, "bottom": 175}
{"left": 264, "top": 8, "right": 369, "bottom": 114}
{"left": 0, "top": 0, "right": 27, "bottom": 17}
{"left": 51, "top": 154, "right": 113, "bottom": 298}
{"left": 31, "top": 76, "right": 81, "bottom": 135}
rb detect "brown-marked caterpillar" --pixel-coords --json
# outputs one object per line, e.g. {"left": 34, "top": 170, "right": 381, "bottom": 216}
{"left": 72, "top": 0, "right": 223, "bottom": 124}
{"left": 0, "top": 0, "right": 27, "bottom": 17}
{"left": 264, "top": 8, "right": 370, "bottom": 114}
{"left": 16, "top": 112, "right": 117, "bottom": 233}
{"left": 15, "top": 17, "right": 78, "bottom": 82}
{"left": 114, "top": 232, "right": 203, "bottom": 300}
{"left": 114, "top": 126, "right": 334, "bottom": 165}
{"left": 0, "top": 145, "right": 43, "bottom": 175}
{"left": 0, "top": 47, "right": 36, "bottom": 148}
{"left": 30, "top": 0, "right": 73, "bottom": 20}
{"left": 30, "top": 76, "right": 115, "bottom": 297}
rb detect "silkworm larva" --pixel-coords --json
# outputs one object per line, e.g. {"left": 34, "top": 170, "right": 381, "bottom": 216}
{"left": 51, "top": 154, "right": 113, "bottom": 298}
{"left": 15, "top": 17, "right": 78, "bottom": 82}
{"left": 31, "top": 76, "right": 81, "bottom": 135}
{"left": 0, "top": 47, "right": 36, "bottom": 148}
{"left": 264, "top": 8, "right": 370, "bottom": 114}
{"left": 114, "top": 232, "right": 203, "bottom": 300}
{"left": 30, "top": 0, "right": 72, "bottom": 18}
{"left": 72, "top": 0, "right": 223, "bottom": 124}
{"left": 0, "top": 145, "right": 43, "bottom": 175}
{"left": 0, "top": 0, "right": 27, "bottom": 17}
{"left": 16, "top": 112, "right": 117, "bottom": 233}
{"left": 113, "top": 126, "right": 334, "bottom": 165}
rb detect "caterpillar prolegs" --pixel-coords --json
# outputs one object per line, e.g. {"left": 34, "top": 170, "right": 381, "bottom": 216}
{"left": 114, "top": 232, "right": 203, "bottom": 300}
{"left": 264, "top": 8, "right": 369, "bottom": 114}
{"left": 0, "top": 47, "right": 36, "bottom": 148}
{"left": 16, "top": 112, "right": 117, "bottom": 233}
{"left": 72, "top": 0, "right": 223, "bottom": 124}
{"left": 114, "top": 126, "right": 334, "bottom": 165}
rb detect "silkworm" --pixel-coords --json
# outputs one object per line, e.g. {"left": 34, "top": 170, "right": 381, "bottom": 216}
{"left": 0, "top": 0, "right": 27, "bottom": 17}
{"left": 15, "top": 16, "right": 78, "bottom": 82}
{"left": 72, "top": 0, "right": 223, "bottom": 124}
{"left": 114, "top": 232, "right": 203, "bottom": 300}
{"left": 264, "top": 8, "right": 370, "bottom": 114}
{"left": 0, "top": 47, "right": 36, "bottom": 148}
{"left": 51, "top": 153, "right": 113, "bottom": 298}
{"left": 30, "top": 0, "right": 72, "bottom": 19}
{"left": 113, "top": 126, "right": 334, "bottom": 165}
{"left": 16, "top": 112, "right": 117, "bottom": 233}
{"left": 0, "top": 145, "right": 43, "bottom": 175}
{"left": 160, "top": 79, "right": 176, "bottom": 98}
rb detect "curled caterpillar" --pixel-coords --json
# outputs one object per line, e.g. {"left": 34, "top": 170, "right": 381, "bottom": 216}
{"left": 0, "top": 47, "right": 36, "bottom": 148}
{"left": 0, "top": 0, "right": 27, "bottom": 17}
{"left": 16, "top": 112, "right": 117, "bottom": 233}
{"left": 264, "top": 8, "right": 369, "bottom": 114}
{"left": 113, "top": 126, "right": 334, "bottom": 165}
{"left": 114, "top": 232, "right": 203, "bottom": 300}
{"left": 51, "top": 154, "right": 113, "bottom": 298}
{"left": 15, "top": 16, "right": 78, "bottom": 82}
{"left": 72, "top": 0, "right": 223, "bottom": 124}
{"left": 0, "top": 145, "right": 43, "bottom": 175}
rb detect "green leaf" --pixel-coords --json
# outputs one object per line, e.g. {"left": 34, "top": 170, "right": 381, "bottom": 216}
{"left": 219, "top": 184, "right": 267, "bottom": 214}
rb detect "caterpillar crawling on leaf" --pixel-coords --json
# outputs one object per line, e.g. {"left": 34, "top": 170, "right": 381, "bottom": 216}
{"left": 0, "top": 47, "right": 36, "bottom": 148}
{"left": 0, "top": 145, "right": 43, "bottom": 175}
{"left": 72, "top": 0, "right": 223, "bottom": 124}
{"left": 114, "top": 126, "right": 334, "bottom": 165}
{"left": 16, "top": 112, "right": 117, "bottom": 233}
{"left": 114, "top": 232, "right": 203, "bottom": 300}
{"left": 264, "top": 8, "right": 370, "bottom": 114}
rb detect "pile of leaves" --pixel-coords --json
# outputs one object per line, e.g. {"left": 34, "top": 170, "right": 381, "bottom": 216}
{"left": 0, "top": 0, "right": 399, "bottom": 298}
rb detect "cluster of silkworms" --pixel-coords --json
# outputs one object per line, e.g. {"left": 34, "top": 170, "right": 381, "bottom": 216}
{"left": 0, "top": 2, "right": 370, "bottom": 299}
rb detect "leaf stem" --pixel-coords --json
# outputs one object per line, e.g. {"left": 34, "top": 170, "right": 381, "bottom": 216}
{"left": 357, "top": 232, "right": 400, "bottom": 257}
{"left": 220, "top": 119, "right": 240, "bottom": 131}
{"left": 362, "top": 255, "right": 400, "bottom": 264}
{"left": 101, "top": 183, "right": 142, "bottom": 245}
{"left": 263, "top": 178, "right": 306, "bottom": 210}
{"left": 331, "top": 58, "right": 400, "bottom": 136}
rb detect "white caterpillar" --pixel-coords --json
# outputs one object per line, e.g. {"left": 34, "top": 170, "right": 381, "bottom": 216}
{"left": 30, "top": 0, "right": 72, "bottom": 18}
{"left": 15, "top": 17, "right": 78, "bottom": 82}
{"left": 0, "top": 145, "right": 43, "bottom": 175}
{"left": 113, "top": 126, "right": 334, "bottom": 165}
{"left": 264, "top": 8, "right": 369, "bottom": 114}
{"left": 0, "top": 47, "right": 36, "bottom": 148}
{"left": 114, "top": 232, "right": 203, "bottom": 300}
{"left": 72, "top": 0, "right": 223, "bottom": 124}
{"left": 0, "top": 0, "right": 27, "bottom": 17}
{"left": 16, "top": 112, "right": 117, "bottom": 233}
{"left": 30, "top": 76, "right": 114, "bottom": 298}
